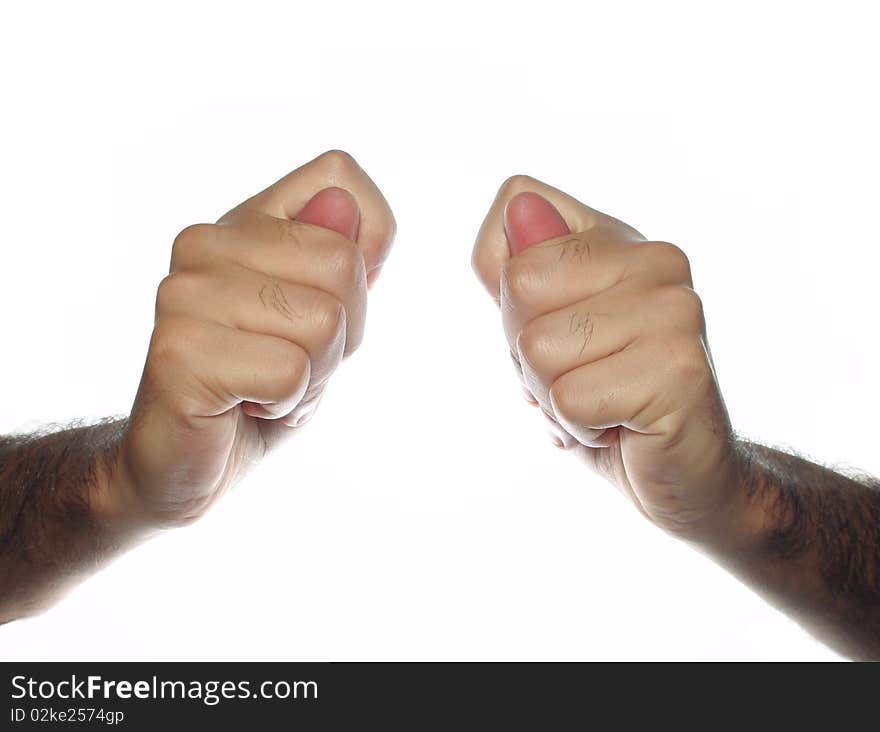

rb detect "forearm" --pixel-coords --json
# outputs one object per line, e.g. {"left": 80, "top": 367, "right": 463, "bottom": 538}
{"left": 0, "top": 418, "right": 151, "bottom": 623}
{"left": 695, "top": 440, "right": 880, "bottom": 660}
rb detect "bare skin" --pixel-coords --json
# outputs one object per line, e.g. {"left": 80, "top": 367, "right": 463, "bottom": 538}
{"left": 472, "top": 176, "right": 880, "bottom": 660}
{"left": 0, "top": 149, "right": 396, "bottom": 621}
{"left": 2, "top": 161, "right": 879, "bottom": 659}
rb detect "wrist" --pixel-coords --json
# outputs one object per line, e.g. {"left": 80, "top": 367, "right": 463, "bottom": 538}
{"left": 89, "top": 435, "right": 161, "bottom": 539}
{"left": 674, "top": 438, "right": 772, "bottom": 557}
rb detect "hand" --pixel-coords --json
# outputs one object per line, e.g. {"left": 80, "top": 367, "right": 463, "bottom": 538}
{"left": 472, "top": 176, "right": 744, "bottom": 541}
{"left": 115, "top": 150, "right": 396, "bottom": 527}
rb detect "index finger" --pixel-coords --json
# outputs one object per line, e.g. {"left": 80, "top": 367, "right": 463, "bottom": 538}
{"left": 471, "top": 174, "right": 644, "bottom": 303}
{"left": 228, "top": 149, "right": 397, "bottom": 279}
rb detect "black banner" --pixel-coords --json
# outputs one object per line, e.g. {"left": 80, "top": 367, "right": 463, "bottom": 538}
{"left": 0, "top": 661, "right": 868, "bottom": 728}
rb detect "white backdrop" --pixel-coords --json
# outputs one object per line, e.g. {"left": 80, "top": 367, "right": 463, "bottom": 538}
{"left": 2, "top": 0, "right": 878, "bottom": 660}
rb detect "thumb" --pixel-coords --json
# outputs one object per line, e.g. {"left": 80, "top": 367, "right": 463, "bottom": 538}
{"left": 503, "top": 191, "right": 570, "bottom": 255}
{"left": 295, "top": 187, "right": 360, "bottom": 241}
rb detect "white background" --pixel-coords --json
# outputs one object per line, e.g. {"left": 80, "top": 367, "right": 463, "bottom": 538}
{"left": 1, "top": 1, "right": 878, "bottom": 661}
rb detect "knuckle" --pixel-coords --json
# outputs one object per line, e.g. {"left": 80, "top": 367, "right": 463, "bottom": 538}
{"left": 383, "top": 207, "right": 398, "bottom": 242}
{"left": 501, "top": 256, "right": 544, "bottom": 307}
{"left": 549, "top": 373, "right": 579, "bottom": 421}
{"left": 516, "top": 321, "right": 551, "bottom": 371}
{"left": 149, "top": 316, "right": 197, "bottom": 367}
{"left": 497, "top": 174, "right": 538, "bottom": 199}
{"left": 170, "top": 223, "right": 216, "bottom": 271}
{"left": 371, "top": 204, "right": 397, "bottom": 249}
{"left": 311, "top": 293, "right": 346, "bottom": 344}
{"left": 654, "top": 285, "right": 705, "bottom": 330}
{"left": 318, "top": 149, "right": 359, "bottom": 174}
{"left": 648, "top": 240, "right": 692, "bottom": 282}
{"left": 155, "top": 271, "right": 201, "bottom": 313}
{"left": 274, "top": 342, "right": 309, "bottom": 395}
{"left": 155, "top": 275, "right": 177, "bottom": 311}
{"left": 667, "top": 334, "right": 708, "bottom": 382}
{"left": 328, "top": 243, "right": 367, "bottom": 288}
{"left": 470, "top": 246, "right": 501, "bottom": 302}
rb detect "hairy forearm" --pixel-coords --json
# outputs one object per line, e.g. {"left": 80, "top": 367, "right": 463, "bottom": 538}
{"left": 698, "top": 441, "right": 880, "bottom": 660}
{"left": 0, "top": 418, "right": 147, "bottom": 623}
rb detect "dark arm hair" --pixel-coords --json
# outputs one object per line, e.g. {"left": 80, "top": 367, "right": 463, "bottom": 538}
{"left": 707, "top": 441, "right": 880, "bottom": 660}
{"left": 3, "top": 418, "right": 880, "bottom": 657}
{"left": 0, "top": 418, "right": 136, "bottom": 622}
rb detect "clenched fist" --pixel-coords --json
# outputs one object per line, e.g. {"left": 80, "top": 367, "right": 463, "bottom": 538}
{"left": 115, "top": 151, "right": 396, "bottom": 527}
{"left": 472, "top": 176, "right": 745, "bottom": 541}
